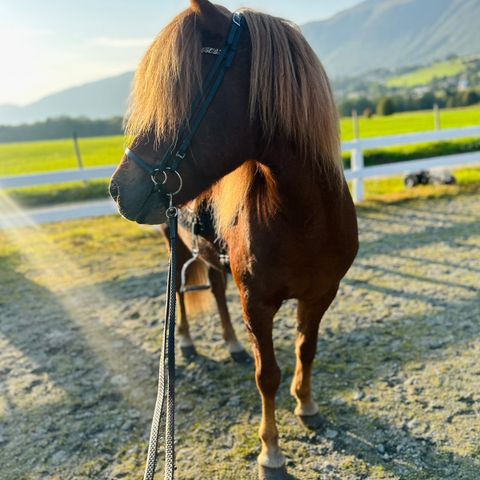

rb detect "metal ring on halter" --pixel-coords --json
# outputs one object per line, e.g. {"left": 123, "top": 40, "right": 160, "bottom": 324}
{"left": 151, "top": 169, "right": 168, "bottom": 186}
{"left": 163, "top": 169, "right": 183, "bottom": 196}
{"left": 166, "top": 205, "right": 178, "bottom": 218}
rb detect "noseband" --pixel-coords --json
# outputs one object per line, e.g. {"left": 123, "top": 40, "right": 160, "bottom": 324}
{"left": 125, "top": 12, "right": 245, "bottom": 210}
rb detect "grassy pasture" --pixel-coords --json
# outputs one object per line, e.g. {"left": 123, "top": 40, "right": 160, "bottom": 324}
{"left": 1, "top": 106, "right": 480, "bottom": 178}
{"left": 340, "top": 105, "right": 480, "bottom": 140}
{"left": 386, "top": 59, "right": 467, "bottom": 88}
{"left": 0, "top": 135, "right": 125, "bottom": 177}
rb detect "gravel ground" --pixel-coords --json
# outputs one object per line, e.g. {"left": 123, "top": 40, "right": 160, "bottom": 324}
{"left": 0, "top": 192, "right": 479, "bottom": 480}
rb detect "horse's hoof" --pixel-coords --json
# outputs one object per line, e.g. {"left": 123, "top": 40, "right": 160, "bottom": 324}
{"left": 230, "top": 349, "right": 252, "bottom": 364}
{"left": 180, "top": 345, "right": 198, "bottom": 361}
{"left": 258, "top": 448, "right": 285, "bottom": 470}
{"left": 297, "top": 412, "right": 324, "bottom": 430}
{"left": 294, "top": 400, "right": 319, "bottom": 417}
{"left": 258, "top": 465, "right": 290, "bottom": 480}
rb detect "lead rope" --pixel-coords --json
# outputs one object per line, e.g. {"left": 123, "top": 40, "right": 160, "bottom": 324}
{"left": 144, "top": 197, "right": 178, "bottom": 480}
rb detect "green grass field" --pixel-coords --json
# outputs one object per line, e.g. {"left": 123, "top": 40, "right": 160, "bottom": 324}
{"left": 1, "top": 105, "right": 480, "bottom": 178}
{"left": 0, "top": 135, "right": 126, "bottom": 177}
{"left": 340, "top": 105, "right": 480, "bottom": 139}
{"left": 386, "top": 59, "right": 467, "bottom": 88}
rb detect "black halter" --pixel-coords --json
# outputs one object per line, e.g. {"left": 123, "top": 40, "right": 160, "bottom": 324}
{"left": 125, "top": 12, "right": 245, "bottom": 206}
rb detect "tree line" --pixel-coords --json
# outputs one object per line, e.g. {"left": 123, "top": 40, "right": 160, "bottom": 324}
{"left": 339, "top": 89, "right": 480, "bottom": 117}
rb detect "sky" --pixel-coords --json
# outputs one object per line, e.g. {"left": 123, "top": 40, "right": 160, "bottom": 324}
{"left": 0, "top": 0, "right": 361, "bottom": 106}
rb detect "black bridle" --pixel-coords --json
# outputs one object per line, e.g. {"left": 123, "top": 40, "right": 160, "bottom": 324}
{"left": 137, "top": 12, "right": 245, "bottom": 480}
{"left": 125, "top": 11, "right": 245, "bottom": 210}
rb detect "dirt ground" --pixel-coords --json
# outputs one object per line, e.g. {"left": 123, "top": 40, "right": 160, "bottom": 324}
{"left": 0, "top": 192, "right": 479, "bottom": 480}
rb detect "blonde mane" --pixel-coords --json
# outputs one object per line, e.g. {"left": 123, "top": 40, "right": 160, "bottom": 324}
{"left": 125, "top": 8, "right": 341, "bottom": 237}
{"left": 125, "top": 10, "right": 204, "bottom": 141}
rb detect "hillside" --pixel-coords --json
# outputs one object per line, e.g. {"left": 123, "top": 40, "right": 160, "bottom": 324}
{"left": 386, "top": 58, "right": 468, "bottom": 88}
{"left": 302, "top": 0, "right": 480, "bottom": 78}
{"left": 0, "top": 73, "right": 133, "bottom": 125}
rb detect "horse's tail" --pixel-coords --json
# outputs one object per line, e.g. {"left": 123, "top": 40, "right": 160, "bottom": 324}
{"left": 181, "top": 258, "right": 213, "bottom": 318}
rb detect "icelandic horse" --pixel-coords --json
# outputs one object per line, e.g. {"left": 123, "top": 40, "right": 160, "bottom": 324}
{"left": 110, "top": 0, "right": 358, "bottom": 474}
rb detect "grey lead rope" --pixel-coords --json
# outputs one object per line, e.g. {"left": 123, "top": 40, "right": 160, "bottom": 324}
{"left": 144, "top": 207, "right": 178, "bottom": 480}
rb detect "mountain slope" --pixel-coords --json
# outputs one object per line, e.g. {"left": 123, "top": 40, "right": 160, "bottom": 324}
{"left": 302, "top": 0, "right": 480, "bottom": 78}
{"left": 0, "top": 72, "right": 133, "bottom": 125}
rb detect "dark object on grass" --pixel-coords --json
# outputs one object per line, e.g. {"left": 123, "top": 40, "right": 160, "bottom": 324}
{"left": 404, "top": 170, "right": 456, "bottom": 188}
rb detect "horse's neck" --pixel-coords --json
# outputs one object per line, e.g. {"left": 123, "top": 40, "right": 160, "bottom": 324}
{"left": 266, "top": 148, "right": 342, "bottom": 221}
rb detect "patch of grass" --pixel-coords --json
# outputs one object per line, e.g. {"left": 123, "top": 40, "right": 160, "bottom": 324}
{"left": 361, "top": 166, "right": 480, "bottom": 203}
{"left": 386, "top": 59, "right": 467, "bottom": 88}
{"left": 343, "top": 138, "right": 480, "bottom": 168}
{"left": 6, "top": 179, "right": 110, "bottom": 208}
{"left": 0, "top": 135, "right": 125, "bottom": 176}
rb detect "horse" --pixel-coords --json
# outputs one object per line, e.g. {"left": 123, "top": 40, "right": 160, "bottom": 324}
{"left": 109, "top": 0, "right": 358, "bottom": 475}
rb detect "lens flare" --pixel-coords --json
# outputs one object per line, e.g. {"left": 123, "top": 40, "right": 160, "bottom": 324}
{"left": 0, "top": 190, "right": 154, "bottom": 411}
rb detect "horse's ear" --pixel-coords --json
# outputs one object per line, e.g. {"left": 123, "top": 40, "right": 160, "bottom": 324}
{"left": 190, "top": 0, "right": 228, "bottom": 31}
{"left": 190, "top": 0, "right": 216, "bottom": 15}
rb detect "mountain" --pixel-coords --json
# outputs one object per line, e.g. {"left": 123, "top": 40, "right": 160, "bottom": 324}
{"left": 2, "top": 0, "right": 480, "bottom": 125}
{"left": 302, "top": 0, "right": 480, "bottom": 78}
{"left": 0, "top": 72, "right": 133, "bottom": 125}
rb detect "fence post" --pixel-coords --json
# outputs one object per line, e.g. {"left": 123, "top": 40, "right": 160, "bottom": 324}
{"left": 351, "top": 144, "right": 364, "bottom": 203}
{"left": 434, "top": 104, "right": 441, "bottom": 131}
{"left": 73, "top": 132, "right": 84, "bottom": 170}
{"left": 352, "top": 109, "right": 359, "bottom": 140}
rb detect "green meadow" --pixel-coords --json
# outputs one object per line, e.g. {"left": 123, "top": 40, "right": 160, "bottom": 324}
{"left": 0, "top": 135, "right": 126, "bottom": 177}
{"left": 1, "top": 106, "right": 480, "bottom": 177}
{"left": 386, "top": 58, "right": 467, "bottom": 88}
{"left": 340, "top": 104, "right": 480, "bottom": 139}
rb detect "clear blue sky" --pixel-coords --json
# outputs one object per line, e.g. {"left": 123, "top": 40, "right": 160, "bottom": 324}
{"left": 0, "top": 0, "right": 361, "bottom": 105}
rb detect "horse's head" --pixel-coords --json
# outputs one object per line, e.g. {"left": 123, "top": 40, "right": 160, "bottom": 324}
{"left": 110, "top": 0, "right": 256, "bottom": 224}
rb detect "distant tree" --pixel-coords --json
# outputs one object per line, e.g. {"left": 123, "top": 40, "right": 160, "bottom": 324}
{"left": 377, "top": 97, "right": 395, "bottom": 116}
{"left": 338, "top": 97, "right": 375, "bottom": 117}
{"left": 0, "top": 116, "right": 124, "bottom": 143}
{"left": 363, "top": 107, "right": 373, "bottom": 118}
{"left": 418, "top": 92, "right": 436, "bottom": 110}
{"left": 461, "top": 90, "right": 479, "bottom": 106}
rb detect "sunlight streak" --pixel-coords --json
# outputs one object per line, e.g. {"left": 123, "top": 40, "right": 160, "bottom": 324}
{"left": 0, "top": 190, "right": 155, "bottom": 411}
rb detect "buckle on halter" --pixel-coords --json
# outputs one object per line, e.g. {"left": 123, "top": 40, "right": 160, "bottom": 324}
{"left": 232, "top": 12, "right": 242, "bottom": 27}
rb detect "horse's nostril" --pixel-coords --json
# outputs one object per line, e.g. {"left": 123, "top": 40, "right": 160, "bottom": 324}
{"left": 109, "top": 182, "right": 120, "bottom": 201}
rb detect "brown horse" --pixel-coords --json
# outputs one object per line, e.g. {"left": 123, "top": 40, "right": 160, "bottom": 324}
{"left": 110, "top": 0, "right": 358, "bottom": 474}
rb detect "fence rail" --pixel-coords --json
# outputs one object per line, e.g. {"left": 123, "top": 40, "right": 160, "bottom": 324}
{"left": 1, "top": 126, "right": 480, "bottom": 203}
{"left": 343, "top": 126, "right": 480, "bottom": 201}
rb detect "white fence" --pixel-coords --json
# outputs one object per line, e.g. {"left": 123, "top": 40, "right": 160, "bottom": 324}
{"left": 1, "top": 126, "right": 480, "bottom": 204}
{"left": 343, "top": 126, "right": 480, "bottom": 201}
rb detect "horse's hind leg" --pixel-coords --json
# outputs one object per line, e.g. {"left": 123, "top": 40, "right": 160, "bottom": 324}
{"left": 208, "top": 267, "right": 247, "bottom": 362}
{"left": 291, "top": 285, "right": 339, "bottom": 416}
{"left": 241, "top": 298, "right": 285, "bottom": 469}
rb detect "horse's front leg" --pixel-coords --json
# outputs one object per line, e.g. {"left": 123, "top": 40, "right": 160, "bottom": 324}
{"left": 291, "top": 285, "right": 339, "bottom": 416}
{"left": 240, "top": 295, "right": 285, "bottom": 469}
